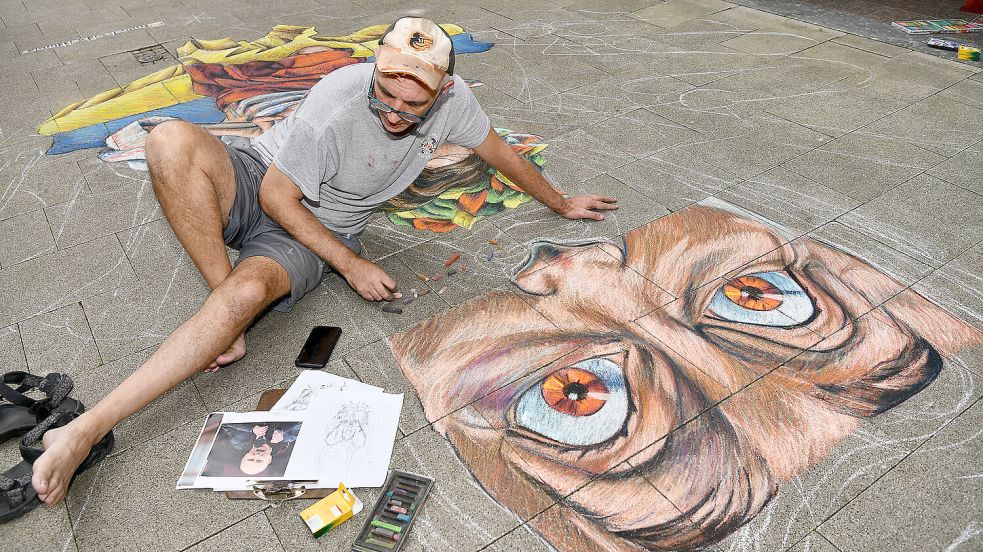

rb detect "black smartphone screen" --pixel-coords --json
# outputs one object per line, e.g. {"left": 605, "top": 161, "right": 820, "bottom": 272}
{"left": 295, "top": 326, "right": 342, "bottom": 369}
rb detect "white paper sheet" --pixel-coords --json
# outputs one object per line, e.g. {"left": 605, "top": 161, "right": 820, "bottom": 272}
{"left": 271, "top": 370, "right": 382, "bottom": 412}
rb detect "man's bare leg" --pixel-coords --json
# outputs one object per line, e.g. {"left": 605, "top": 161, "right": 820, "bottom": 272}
{"left": 31, "top": 256, "right": 291, "bottom": 505}
{"left": 145, "top": 120, "right": 246, "bottom": 370}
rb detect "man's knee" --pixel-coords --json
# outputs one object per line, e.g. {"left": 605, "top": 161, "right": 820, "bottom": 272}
{"left": 146, "top": 120, "right": 200, "bottom": 158}
{"left": 206, "top": 262, "right": 290, "bottom": 323}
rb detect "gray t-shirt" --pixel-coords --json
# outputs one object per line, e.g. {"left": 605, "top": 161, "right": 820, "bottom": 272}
{"left": 252, "top": 63, "right": 491, "bottom": 234}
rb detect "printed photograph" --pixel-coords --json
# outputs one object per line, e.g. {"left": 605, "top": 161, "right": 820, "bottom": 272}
{"left": 201, "top": 421, "right": 303, "bottom": 478}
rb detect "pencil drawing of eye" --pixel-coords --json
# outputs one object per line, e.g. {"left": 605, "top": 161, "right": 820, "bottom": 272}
{"left": 707, "top": 271, "right": 815, "bottom": 327}
{"left": 514, "top": 355, "right": 630, "bottom": 447}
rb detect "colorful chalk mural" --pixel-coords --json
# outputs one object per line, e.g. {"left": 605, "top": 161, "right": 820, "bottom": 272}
{"left": 37, "top": 24, "right": 542, "bottom": 232}
{"left": 388, "top": 201, "right": 983, "bottom": 550}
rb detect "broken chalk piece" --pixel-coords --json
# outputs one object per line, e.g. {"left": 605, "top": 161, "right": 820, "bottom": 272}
{"left": 460, "top": 264, "right": 467, "bottom": 272}
{"left": 431, "top": 273, "right": 443, "bottom": 282}
{"left": 416, "top": 273, "right": 430, "bottom": 282}
{"left": 402, "top": 297, "right": 415, "bottom": 305}
{"left": 382, "top": 305, "right": 404, "bottom": 314}
{"left": 417, "top": 288, "right": 431, "bottom": 297}
{"left": 444, "top": 252, "right": 462, "bottom": 267}
{"left": 447, "top": 268, "right": 459, "bottom": 276}
{"left": 437, "top": 286, "right": 448, "bottom": 295}
{"left": 393, "top": 292, "right": 403, "bottom": 299}
{"left": 486, "top": 250, "right": 495, "bottom": 261}
{"left": 488, "top": 239, "right": 498, "bottom": 245}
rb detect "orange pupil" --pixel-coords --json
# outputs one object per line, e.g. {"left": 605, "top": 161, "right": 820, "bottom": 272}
{"left": 722, "top": 275, "right": 784, "bottom": 311}
{"left": 541, "top": 368, "right": 607, "bottom": 417}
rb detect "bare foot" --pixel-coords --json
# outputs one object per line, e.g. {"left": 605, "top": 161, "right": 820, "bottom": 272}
{"left": 31, "top": 424, "right": 94, "bottom": 505}
{"left": 203, "top": 333, "right": 246, "bottom": 373}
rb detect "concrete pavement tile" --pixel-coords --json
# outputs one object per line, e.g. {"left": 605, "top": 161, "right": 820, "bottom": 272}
{"left": 484, "top": 523, "right": 554, "bottom": 551}
{"left": 44, "top": 171, "right": 162, "bottom": 249}
{"left": 52, "top": 28, "right": 157, "bottom": 64}
{"left": 266, "top": 484, "right": 383, "bottom": 551}
{"left": 861, "top": 94, "right": 983, "bottom": 156}
{"left": 757, "top": 17, "right": 845, "bottom": 43}
{"left": 706, "top": 394, "right": 910, "bottom": 552}
{"left": 818, "top": 131, "right": 946, "bottom": 171}
{"left": 690, "top": 131, "right": 816, "bottom": 179}
{"left": 781, "top": 145, "right": 922, "bottom": 202}
{"left": 81, "top": 259, "right": 207, "bottom": 363}
{"left": 343, "top": 340, "right": 430, "bottom": 436}
{"left": 36, "top": 6, "right": 132, "bottom": 39}
{"left": 842, "top": 50, "right": 980, "bottom": 103}
{"left": 386, "top": 419, "right": 540, "bottom": 551}
{"left": 146, "top": 11, "right": 247, "bottom": 45}
{"left": 708, "top": 5, "right": 791, "bottom": 30}
{"left": 584, "top": 107, "right": 702, "bottom": 158}
{"left": 709, "top": 55, "right": 863, "bottom": 103}
{"left": 832, "top": 34, "right": 909, "bottom": 58}
{"left": 482, "top": 92, "right": 612, "bottom": 141}
{"left": 186, "top": 511, "right": 284, "bottom": 551}
{"left": 394, "top": 221, "right": 525, "bottom": 309}
{"left": 551, "top": 12, "right": 664, "bottom": 48}
{"left": 538, "top": 128, "right": 636, "bottom": 192}
{"left": 0, "top": 145, "right": 85, "bottom": 222}
{"left": 70, "top": 347, "right": 209, "bottom": 453}
{"left": 358, "top": 212, "right": 436, "bottom": 263}
{"left": 98, "top": 48, "right": 177, "bottom": 90}
{"left": 938, "top": 77, "right": 983, "bottom": 113}
{"left": 807, "top": 221, "right": 934, "bottom": 294}
{"left": 630, "top": 0, "right": 736, "bottom": 28}
{"left": 608, "top": 147, "right": 740, "bottom": 211}
{"left": 1, "top": 496, "right": 78, "bottom": 552}
{"left": 797, "top": 39, "right": 896, "bottom": 71}
{"left": 484, "top": 6, "right": 597, "bottom": 41}
{"left": 30, "top": 58, "right": 119, "bottom": 99}
{"left": 913, "top": 250, "right": 983, "bottom": 331}
{"left": 0, "top": 323, "right": 28, "bottom": 372}
{"left": 116, "top": 217, "right": 198, "bottom": 282}
{"left": 720, "top": 29, "right": 821, "bottom": 56}
{"left": 19, "top": 302, "right": 100, "bottom": 375}
{"left": 373, "top": 253, "right": 454, "bottom": 333}
{"left": 563, "top": 173, "right": 672, "bottom": 239}
{"left": 837, "top": 174, "right": 983, "bottom": 267}
{"left": 574, "top": 34, "right": 679, "bottom": 76}
{"left": 818, "top": 397, "right": 983, "bottom": 552}
{"left": 0, "top": 234, "right": 136, "bottom": 327}
{"left": 65, "top": 422, "right": 266, "bottom": 552}
{"left": 491, "top": 200, "right": 617, "bottom": 247}
{"left": 0, "top": 207, "right": 55, "bottom": 267}
{"left": 646, "top": 17, "right": 752, "bottom": 49}
{"left": 786, "top": 531, "right": 842, "bottom": 552}
{"left": 532, "top": 74, "right": 671, "bottom": 119}
{"left": 4, "top": 45, "right": 63, "bottom": 74}
{"left": 869, "top": 347, "right": 982, "bottom": 450}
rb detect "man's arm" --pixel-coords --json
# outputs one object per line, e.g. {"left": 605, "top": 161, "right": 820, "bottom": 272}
{"left": 471, "top": 128, "right": 618, "bottom": 220}
{"left": 258, "top": 164, "right": 398, "bottom": 301}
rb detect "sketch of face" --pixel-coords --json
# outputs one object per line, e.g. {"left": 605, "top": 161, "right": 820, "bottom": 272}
{"left": 239, "top": 443, "right": 273, "bottom": 476}
{"left": 388, "top": 204, "right": 982, "bottom": 550}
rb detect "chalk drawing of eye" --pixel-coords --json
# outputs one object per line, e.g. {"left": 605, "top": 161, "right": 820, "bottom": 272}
{"left": 708, "top": 271, "right": 814, "bottom": 327}
{"left": 515, "top": 357, "right": 629, "bottom": 446}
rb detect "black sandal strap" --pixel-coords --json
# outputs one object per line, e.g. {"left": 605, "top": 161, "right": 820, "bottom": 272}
{"left": 0, "top": 372, "right": 73, "bottom": 410}
{"left": 0, "top": 474, "right": 32, "bottom": 507}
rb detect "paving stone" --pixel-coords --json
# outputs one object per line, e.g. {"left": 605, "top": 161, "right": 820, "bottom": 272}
{"left": 608, "top": 147, "right": 740, "bottom": 211}
{"left": 373, "top": 253, "right": 454, "bottom": 333}
{"left": 358, "top": 211, "right": 436, "bottom": 263}
{"left": 484, "top": 523, "right": 555, "bottom": 551}
{"left": 394, "top": 220, "right": 525, "bottom": 309}
{"left": 30, "top": 58, "right": 119, "bottom": 101}
{"left": 573, "top": 34, "right": 679, "bottom": 77}
{"left": 861, "top": 94, "right": 983, "bottom": 156}
{"left": 818, "top": 397, "right": 983, "bottom": 552}
{"left": 0, "top": 234, "right": 136, "bottom": 327}
{"left": 0, "top": 207, "right": 54, "bottom": 267}
{"left": 646, "top": 16, "right": 752, "bottom": 49}
{"left": 386, "top": 419, "right": 544, "bottom": 551}
{"left": 831, "top": 33, "right": 909, "bottom": 58}
{"left": 913, "top": 249, "right": 983, "bottom": 331}
{"left": 837, "top": 174, "right": 983, "bottom": 267}
{"left": 185, "top": 510, "right": 283, "bottom": 551}
{"left": 551, "top": 11, "right": 663, "bottom": 47}
{"left": 842, "top": 50, "right": 980, "bottom": 103}
{"left": 52, "top": 28, "right": 158, "bottom": 64}
{"left": 0, "top": 323, "right": 28, "bottom": 372}
{"left": 1, "top": 496, "right": 78, "bottom": 552}
{"left": 45, "top": 166, "right": 162, "bottom": 249}
{"left": 780, "top": 146, "right": 923, "bottom": 202}
{"left": 80, "top": 258, "right": 205, "bottom": 363}
{"left": 343, "top": 340, "right": 431, "bottom": 436}
{"left": 630, "top": 0, "right": 736, "bottom": 28}
{"left": 708, "top": 5, "right": 791, "bottom": 30}
{"left": 786, "top": 531, "right": 841, "bottom": 552}
{"left": 563, "top": 173, "right": 672, "bottom": 239}
{"left": 491, "top": 199, "right": 619, "bottom": 247}
{"left": 720, "top": 29, "right": 822, "bottom": 55}
{"left": 537, "top": 127, "right": 636, "bottom": 192}
{"left": 480, "top": 87, "right": 624, "bottom": 139}
{"left": 266, "top": 483, "right": 383, "bottom": 551}
{"left": 0, "top": 144, "right": 86, "bottom": 221}
{"left": 583, "top": 107, "right": 702, "bottom": 159}
{"left": 19, "top": 301, "right": 100, "bottom": 374}
{"left": 65, "top": 422, "right": 266, "bottom": 552}
{"left": 817, "top": 130, "right": 946, "bottom": 172}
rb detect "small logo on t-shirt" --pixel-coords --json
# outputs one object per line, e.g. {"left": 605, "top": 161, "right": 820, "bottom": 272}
{"left": 419, "top": 137, "right": 438, "bottom": 159}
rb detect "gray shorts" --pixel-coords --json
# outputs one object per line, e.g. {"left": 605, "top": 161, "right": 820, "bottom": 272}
{"left": 221, "top": 136, "right": 362, "bottom": 312}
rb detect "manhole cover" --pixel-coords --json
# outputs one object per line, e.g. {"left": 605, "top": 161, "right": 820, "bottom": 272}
{"left": 130, "top": 44, "right": 171, "bottom": 64}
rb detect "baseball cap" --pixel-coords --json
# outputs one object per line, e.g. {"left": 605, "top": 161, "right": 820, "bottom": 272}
{"left": 376, "top": 17, "right": 455, "bottom": 92}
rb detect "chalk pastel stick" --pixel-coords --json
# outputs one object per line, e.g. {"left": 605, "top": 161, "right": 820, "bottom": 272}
{"left": 371, "top": 519, "right": 402, "bottom": 533}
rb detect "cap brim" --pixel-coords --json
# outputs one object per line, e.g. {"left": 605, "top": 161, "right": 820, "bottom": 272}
{"left": 376, "top": 45, "right": 444, "bottom": 91}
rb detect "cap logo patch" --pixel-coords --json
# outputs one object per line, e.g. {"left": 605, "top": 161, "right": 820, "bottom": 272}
{"left": 408, "top": 32, "right": 433, "bottom": 51}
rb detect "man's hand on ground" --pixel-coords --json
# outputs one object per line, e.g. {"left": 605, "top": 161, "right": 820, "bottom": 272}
{"left": 558, "top": 195, "right": 619, "bottom": 221}
{"left": 340, "top": 257, "right": 399, "bottom": 301}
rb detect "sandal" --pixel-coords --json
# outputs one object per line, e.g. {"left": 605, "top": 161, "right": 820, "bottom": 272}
{"left": 0, "top": 462, "right": 38, "bottom": 524}
{"left": 0, "top": 372, "right": 80, "bottom": 442}
{"left": 19, "top": 401, "right": 114, "bottom": 485}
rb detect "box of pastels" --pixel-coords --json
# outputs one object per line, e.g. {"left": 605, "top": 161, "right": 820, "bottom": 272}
{"left": 352, "top": 470, "right": 434, "bottom": 551}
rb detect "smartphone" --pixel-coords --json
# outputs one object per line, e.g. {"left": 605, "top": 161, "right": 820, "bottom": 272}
{"left": 295, "top": 326, "right": 342, "bottom": 369}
